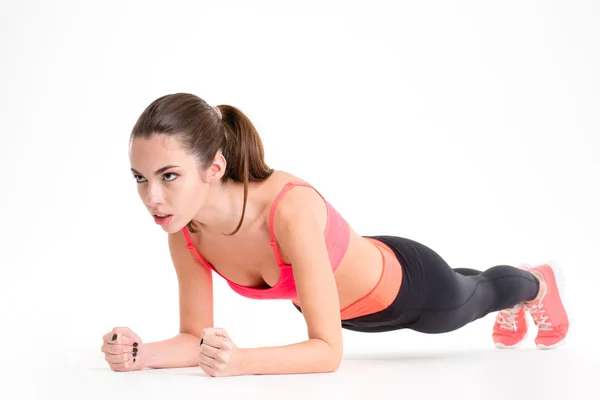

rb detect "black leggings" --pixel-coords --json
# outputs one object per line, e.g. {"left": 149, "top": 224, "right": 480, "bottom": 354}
{"left": 294, "top": 235, "right": 540, "bottom": 334}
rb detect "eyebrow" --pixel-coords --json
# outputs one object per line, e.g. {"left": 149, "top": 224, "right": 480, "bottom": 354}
{"left": 130, "top": 165, "right": 180, "bottom": 176}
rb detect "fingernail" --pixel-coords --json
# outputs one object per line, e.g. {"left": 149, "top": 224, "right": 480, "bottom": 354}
{"left": 199, "top": 338, "right": 203, "bottom": 346}
{"left": 133, "top": 342, "right": 138, "bottom": 347}
{"left": 111, "top": 334, "right": 117, "bottom": 341}
{"left": 133, "top": 358, "right": 136, "bottom": 363}
{"left": 133, "top": 348, "right": 138, "bottom": 354}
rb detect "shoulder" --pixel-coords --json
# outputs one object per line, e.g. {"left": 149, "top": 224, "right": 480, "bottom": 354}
{"left": 271, "top": 180, "right": 328, "bottom": 239}
{"left": 167, "top": 229, "right": 192, "bottom": 259}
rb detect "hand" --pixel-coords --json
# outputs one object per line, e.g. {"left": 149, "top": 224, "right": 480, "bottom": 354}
{"left": 101, "top": 327, "right": 144, "bottom": 372}
{"left": 198, "top": 328, "right": 243, "bottom": 377}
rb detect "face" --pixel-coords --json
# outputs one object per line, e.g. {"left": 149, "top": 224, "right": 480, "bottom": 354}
{"left": 129, "top": 134, "right": 211, "bottom": 233}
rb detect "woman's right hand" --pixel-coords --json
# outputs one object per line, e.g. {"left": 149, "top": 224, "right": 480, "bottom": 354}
{"left": 101, "top": 327, "right": 145, "bottom": 372}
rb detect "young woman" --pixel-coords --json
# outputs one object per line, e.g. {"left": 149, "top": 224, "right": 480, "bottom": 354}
{"left": 100, "top": 93, "right": 569, "bottom": 377}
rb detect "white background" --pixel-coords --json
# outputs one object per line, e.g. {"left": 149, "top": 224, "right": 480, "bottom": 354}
{"left": 1, "top": 0, "right": 598, "bottom": 399}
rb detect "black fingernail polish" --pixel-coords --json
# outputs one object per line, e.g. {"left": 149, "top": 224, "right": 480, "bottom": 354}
{"left": 200, "top": 338, "right": 203, "bottom": 346}
{"left": 133, "top": 348, "right": 138, "bottom": 354}
{"left": 133, "top": 342, "right": 138, "bottom": 347}
{"left": 111, "top": 334, "right": 117, "bottom": 341}
{"left": 133, "top": 358, "right": 136, "bottom": 363}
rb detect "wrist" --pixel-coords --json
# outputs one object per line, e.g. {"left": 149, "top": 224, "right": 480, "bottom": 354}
{"left": 141, "top": 342, "right": 156, "bottom": 369}
{"left": 236, "top": 347, "right": 253, "bottom": 375}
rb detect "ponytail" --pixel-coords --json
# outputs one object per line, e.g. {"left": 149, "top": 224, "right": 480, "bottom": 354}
{"left": 219, "top": 105, "right": 274, "bottom": 235}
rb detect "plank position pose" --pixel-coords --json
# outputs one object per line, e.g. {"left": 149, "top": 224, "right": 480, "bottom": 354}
{"left": 101, "top": 93, "right": 569, "bottom": 376}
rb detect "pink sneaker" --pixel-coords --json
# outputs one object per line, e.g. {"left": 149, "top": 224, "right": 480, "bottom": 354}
{"left": 492, "top": 264, "right": 530, "bottom": 349}
{"left": 525, "top": 262, "right": 569, "bottom": 349}
{"left": 492, "top": 302, "right": 528, "bottom": 348}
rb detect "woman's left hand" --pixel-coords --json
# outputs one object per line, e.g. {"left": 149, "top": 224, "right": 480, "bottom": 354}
{"left": 198, "top": 328, "right": 243, "bottom": 377}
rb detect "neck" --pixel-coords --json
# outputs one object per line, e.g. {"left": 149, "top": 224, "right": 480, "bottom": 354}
{"left": 191, "top": 179, "right": 252, "bottom": 234}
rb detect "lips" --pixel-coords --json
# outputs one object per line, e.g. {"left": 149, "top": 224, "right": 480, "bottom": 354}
{"left": 153, "top": 214, "right": 173, "bottom": 225}
{"left": 152, "top": 211, "right": 172, "bottom": 217}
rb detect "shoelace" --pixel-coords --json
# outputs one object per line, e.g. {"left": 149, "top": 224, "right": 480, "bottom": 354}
{"left": 496, "top": 304, "right": 522, "bottom": 331}
{"left": 527, "top": 301, "right": 552, "bottom": 331}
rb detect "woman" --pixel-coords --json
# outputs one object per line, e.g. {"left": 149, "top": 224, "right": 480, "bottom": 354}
{"left": 100, "top": 93, "right": 569, "bottom": 376}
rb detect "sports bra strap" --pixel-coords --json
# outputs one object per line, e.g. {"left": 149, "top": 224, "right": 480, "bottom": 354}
{"left": 268, "top": 182, "right": 325, "bottom": 264}
{"left": 181, "top": 226, "right": 212, "bottom": 270}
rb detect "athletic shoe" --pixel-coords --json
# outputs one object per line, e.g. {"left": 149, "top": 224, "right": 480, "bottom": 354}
{"left": 492, "top": 302, "right": 528, "bottom": 348}
{"left": 525, "top": 261, "right": 569, "bottom": 349}
{"left": 492, "top": 264, "right": 531, "bottom": 348}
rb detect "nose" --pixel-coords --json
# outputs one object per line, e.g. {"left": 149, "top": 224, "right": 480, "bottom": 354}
{"left": 144, "top": 183, "right": 165, "bottom": 207}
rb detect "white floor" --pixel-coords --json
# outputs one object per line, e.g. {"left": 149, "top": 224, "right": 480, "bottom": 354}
{"left": 9, "top": 345, "right": 596, "bottom": 400}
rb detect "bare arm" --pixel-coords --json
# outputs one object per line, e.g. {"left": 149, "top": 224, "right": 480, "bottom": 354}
{"left": 144, "top": 333, "right": 204, "bottom": 369}
{"left": 238, "top": 187, "right": 343, "bottom": 375}
{"left": 145, "top": 230, "right": 214, "bottom": 369}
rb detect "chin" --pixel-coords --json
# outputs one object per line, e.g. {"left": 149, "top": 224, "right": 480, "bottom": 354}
{"left": 162, "top": 222, "right": 183, "bottom": 234}
{"left": 154, "top": 215, "right": 181, "bottom": 233}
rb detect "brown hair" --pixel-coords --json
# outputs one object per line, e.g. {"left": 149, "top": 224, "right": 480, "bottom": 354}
{"left": 130, "top": 93, "right": 274, "bottom": 235}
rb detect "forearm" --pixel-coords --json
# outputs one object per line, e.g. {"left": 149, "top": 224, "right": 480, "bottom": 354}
{"left": 144, "top": 333, "right": 201, "bottom": 369}
{"left": 238, "top": 338, "right": 342, "bottom": 375}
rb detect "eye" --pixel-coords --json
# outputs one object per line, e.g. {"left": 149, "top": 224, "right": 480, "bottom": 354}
{"left": 164, "top": 173, "right": 178, "bottom": 182}
{"left": 133, "top": 174, "right": 146, "bottom": 183}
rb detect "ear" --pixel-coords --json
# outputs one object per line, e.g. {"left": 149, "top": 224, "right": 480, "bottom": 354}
{"left": 203, "top": 151, "right": 227, "bottom": 182}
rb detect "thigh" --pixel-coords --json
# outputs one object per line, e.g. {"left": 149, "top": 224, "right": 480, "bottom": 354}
{"left": 394, "top": 240, "right": 492, "bottom": 333}
{"left": 403, "top": 237, "right": 480, "bottom": 310}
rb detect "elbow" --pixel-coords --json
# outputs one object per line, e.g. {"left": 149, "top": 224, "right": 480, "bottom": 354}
{"left": 323, "top": 351, "right": 342, "bottom": 373}
{"left": 317, "top": 339, "right": 343, "bottom": 373}
{"left": 326, "top": 355, "right": 342, "bottom": 373}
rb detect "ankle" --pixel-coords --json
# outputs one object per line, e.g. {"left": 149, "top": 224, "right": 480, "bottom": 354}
{"left": 526, "top": 270, "right": 546, "bottom": 303}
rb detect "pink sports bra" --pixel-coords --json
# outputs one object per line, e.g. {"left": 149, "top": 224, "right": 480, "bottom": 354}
{"left": 181, "top": 181, "right": 350, "bottom": 300}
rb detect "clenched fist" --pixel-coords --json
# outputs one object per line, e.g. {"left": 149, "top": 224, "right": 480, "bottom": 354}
{"left": 199, "top": 328, "right": 244, "bottom": 377}
{"left": 101, "top": 327, "right": 145, "bottom": 372}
